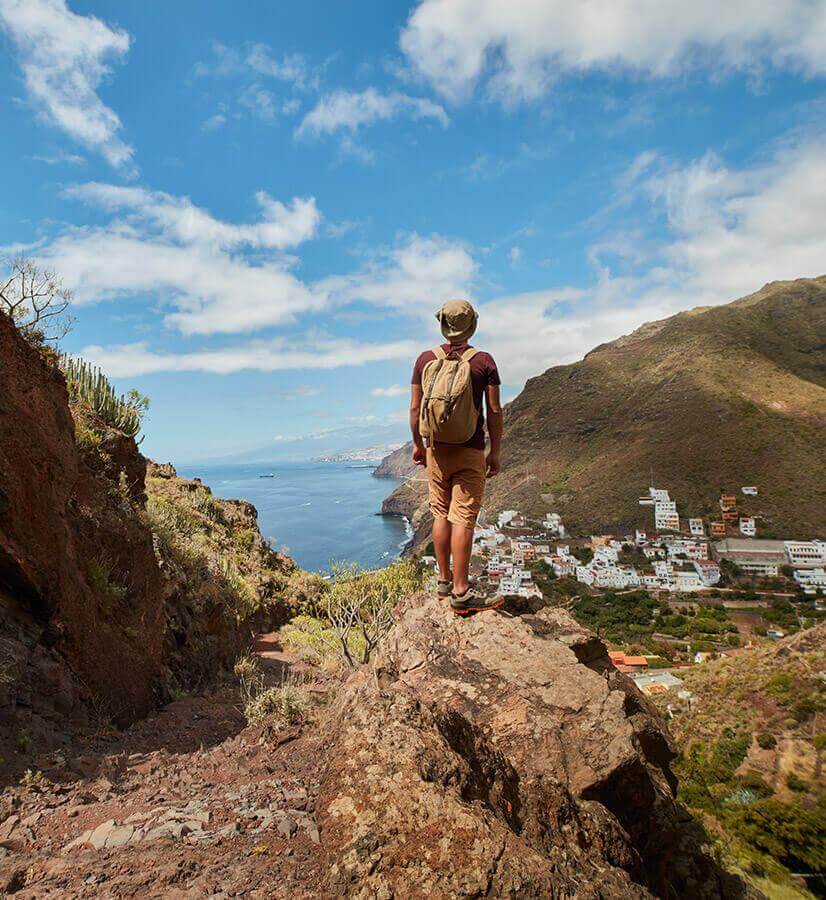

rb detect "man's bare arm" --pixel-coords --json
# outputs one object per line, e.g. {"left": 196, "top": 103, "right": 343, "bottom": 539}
{"left": 485, "top": 383, "right": 503, "bottom": 477}
{"left": 410, "top": 383, "right": 426, "bottom": 466}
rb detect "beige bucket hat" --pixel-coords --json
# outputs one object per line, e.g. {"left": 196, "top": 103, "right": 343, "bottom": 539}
{"left": 436, "top": 299, "right": 478, "bottom": 343}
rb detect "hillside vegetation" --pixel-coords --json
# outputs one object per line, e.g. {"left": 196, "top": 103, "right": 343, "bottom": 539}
{"left": 658, "top": 625, "right": 825, "bottom": 896}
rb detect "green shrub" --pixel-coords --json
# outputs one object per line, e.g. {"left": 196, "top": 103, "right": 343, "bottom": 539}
{"left": 74, "top": 421, "right": 102, "bottom": 451}
{"left": 756, "top": 732, "right": 777, "bottom": 750}
{"left": 84, "top": 557, "right": 127, "bottom": 612}
{"left": 726, "top": 798, "right": 825, "bottom": 876}
{"left": 738, "top": 771, "right": 773, "bottom": 798}
{"left": 243, "top": 678, "right": 310, "bottom": 727}
{"left": 785, "top": 773, "right": 808, "bottom": 793}
{"left": 218, "top": 557, "right": 258, "bottom": 618}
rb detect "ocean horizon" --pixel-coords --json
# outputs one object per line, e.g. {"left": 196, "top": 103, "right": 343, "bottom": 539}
{"left": 177, "top": 460, "right": 411, "bottom": 573}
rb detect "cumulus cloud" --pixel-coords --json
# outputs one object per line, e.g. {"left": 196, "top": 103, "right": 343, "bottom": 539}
{"left": 65, "top": 183, "right": 321, "bottom": 251}
{"left": 77, "top": 336, "right": 419, "bottom": 377}
{"left": 36, "top": 184, "right": 324, "bottom": 334}
{"left": 0, "top": 0, "right": 134, "bottom": 168}
{"left": 296, "top": 87, "right": 448, "bottom": 139}
{"left": 476, "top": 137, "right": 826, "bottom": 383}
{"left": 320, "top": 234, "right": 475, "bottom": 313}
{"left": 27, "top": 178, "right": 474, "bottom": 342}
{"left": 400, "top": 0, "right": 826, "bottom": 103}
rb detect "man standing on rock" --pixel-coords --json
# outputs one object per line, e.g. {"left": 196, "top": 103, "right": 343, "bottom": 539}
{"left": 410, "top": 299, "right": 504, "bottom": 615}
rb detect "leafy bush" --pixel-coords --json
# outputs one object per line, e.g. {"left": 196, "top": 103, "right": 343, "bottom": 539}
{"left": 282, "top": 570, "right": 329, "bottom": 617}
{"left": 785, "top": 773, "right": 808, "bottom": 793}
{"left": 74, "top": 421, "right": 102, "bottom": 451}
{"left": 281, "top": 614, "right": 349, "bottom": 667}
{"left": 726, "top": 798, "right": 826, "bottom": 877}
{"left": 756, "top": 732, "right": 776, "bottom": 750}
{"left": 218, "top": 557, "right": 258, "bottom": 618}
{"left": 243, "top": 677, "right": 310, "bottom": 727}
{"left": 323, "top": 559, "right": 421, "bottom": 666}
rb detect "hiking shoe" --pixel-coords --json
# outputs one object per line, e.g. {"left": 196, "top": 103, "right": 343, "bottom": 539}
{"left": 436, "top": 578, "right": 453, "bottom": 598}
{"left": 450, "top": 587, "right": 504, "bottom": 615}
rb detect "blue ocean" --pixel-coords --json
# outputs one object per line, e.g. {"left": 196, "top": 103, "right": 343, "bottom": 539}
{"left": 177, "top": 461, "right": 410, "bottom": 573}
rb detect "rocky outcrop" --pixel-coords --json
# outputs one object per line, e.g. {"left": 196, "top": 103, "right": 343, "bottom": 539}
{"left": 0, "top": 312, "right": 164, "bottom": 740}
{"left": 380, "top": 475, "right": 430, "bottom": 555}
{"left": 0, "top": 313, "right": 293, "bottom": 768}
{"left": 318, "top": 593, "right": 746, "bottom": 898}
{"left": 372, "top": 441, "right": 416, "bottom": 479}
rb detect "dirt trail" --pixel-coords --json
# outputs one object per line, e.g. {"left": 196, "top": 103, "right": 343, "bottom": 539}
{"left": 0, "top": 635, "right": 328, "bottom": 898}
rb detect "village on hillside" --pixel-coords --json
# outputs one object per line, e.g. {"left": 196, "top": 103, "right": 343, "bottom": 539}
{"left": 424, "top": 482, "right": 826, "bottom": 703}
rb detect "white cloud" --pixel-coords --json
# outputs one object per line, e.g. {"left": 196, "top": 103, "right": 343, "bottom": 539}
{"left": 475, "top": 137, "right": 826, "bottom": 384}
{"left": 28, "top": 177, "right": 474, "bottom": 340}
{"left": 31, "top": 149, "right": 86, "bottom": 166}
{"left": 65, "top": 183, "right": 321, "bottom": 251}
{"left": 320, "top": 234, "right": 476, "bottom": 313}
{"left": 371, "top": 384, "right": 408, "bottom": 397}
{"left": 508, "top": 246, "right": 522, "bottom": 267}
{"left": 201, "top": 113, "right": 227, "bottom": 133}
{"left": 32, "top": 183, "right": 324, "bottom": 334}
{"left": 77, "top": 336, "right": 419, "bottom": 377}
{"left": 0, "top": 0, "right": 134, "bottom": 168}
{"left": 401, "top": 0, "right": 826, "bottom": 103}
{"left": 296, "top": 87, "right": 448, "bottom": 139}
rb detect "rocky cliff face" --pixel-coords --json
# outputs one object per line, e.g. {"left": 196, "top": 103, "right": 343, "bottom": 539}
{"left": 372, "top": 442, "right": 416, "bottom": 479}
{"left": 318, "top": 593, "right": 745, "bottom": 898}
{"left": 0, "top": 313, "right": 292, "bottom": 765}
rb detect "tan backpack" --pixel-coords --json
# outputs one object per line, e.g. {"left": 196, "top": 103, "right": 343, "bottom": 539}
{"left": 419, "top": 346, "right": 480, "bottom": 444}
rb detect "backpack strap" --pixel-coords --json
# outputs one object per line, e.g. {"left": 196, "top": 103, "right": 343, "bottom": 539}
{"left": 460, "top": 347, "right": 479, "bottom": 363}
{"left": 422, "top": 350, "right": 446, "bottom": 412}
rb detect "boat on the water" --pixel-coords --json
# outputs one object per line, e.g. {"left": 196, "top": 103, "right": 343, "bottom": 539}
{"left": 259, "top": 473, "right": 277, "bottom": 478}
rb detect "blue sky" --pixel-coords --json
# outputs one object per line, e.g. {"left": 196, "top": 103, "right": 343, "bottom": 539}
{"left": 1, "top": 0, "right": 825, "bottom": 463}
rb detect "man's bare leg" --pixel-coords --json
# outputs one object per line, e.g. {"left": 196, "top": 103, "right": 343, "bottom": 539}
{"left": 432, "top": 516, "right": 452, "bottom": 584}
{"left": 451, "top": 525, "right": 474, "bottom": 595}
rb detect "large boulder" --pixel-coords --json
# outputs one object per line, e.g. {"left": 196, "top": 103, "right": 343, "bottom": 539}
{"left": 318, "top": 593, "right": 746, "bottom": 898}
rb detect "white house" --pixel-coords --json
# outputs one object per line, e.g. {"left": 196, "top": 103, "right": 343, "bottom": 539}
{"left": 575, "top": 566, "right": 595, "bottom": 586}
{"left": 543, "top": 513, "right": 566, "bottom": 536}
{"left": 499, "top": 578, "right": 521, "bottom": 596}
{"left": 635, "top": 529, "right": 647, "bottom": 545}
{"left": 498, "top": 510, "right": 519, "bottom": 528}
{"left": 739, "top": 517, "right": 757, "bottom": 537}
{"left": 785, "top": 541, "right": 826, "bottom": 568}
{"left": 655, "top": 504, "right": 680, "bottom": 531}
{"left": 689, "top": 518, "right": 705, "bottom": 536}
{"left": 741, "top": 486, "right": 758, "bottom": 496}
{"left": 794, "top": 567, "right": 826, "bottom": 595}
{"left": 675, "top": 569, "right": 704, "bottom": 592}
{"left": 693, "top": 559, "right": 722, "bottom": 586}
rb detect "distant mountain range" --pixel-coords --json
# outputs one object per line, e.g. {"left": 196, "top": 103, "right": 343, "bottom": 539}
{"left": 379, "top": 275, "right": 826, "bottom": 543}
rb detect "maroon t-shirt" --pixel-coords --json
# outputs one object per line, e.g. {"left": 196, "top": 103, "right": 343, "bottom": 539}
{"left": 411, "top": 343, "right": 501, "bottom": 450}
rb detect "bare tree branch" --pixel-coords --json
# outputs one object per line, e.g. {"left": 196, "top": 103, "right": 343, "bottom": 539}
{"left": 0, "top": 256, "right": 75, "bottom": 344}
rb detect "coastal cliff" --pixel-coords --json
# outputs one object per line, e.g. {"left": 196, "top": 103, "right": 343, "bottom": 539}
{"left": 371, "top": 441, "right": 416, "bottom": 479}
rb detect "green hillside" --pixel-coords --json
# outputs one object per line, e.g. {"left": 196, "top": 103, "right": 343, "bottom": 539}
{"left": 484, "top": 276, "right": 826, "bottom": 536}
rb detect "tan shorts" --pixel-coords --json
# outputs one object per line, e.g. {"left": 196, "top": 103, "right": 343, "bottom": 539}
{"left": 427, "top": 446, "right": 486, "bottom": 529}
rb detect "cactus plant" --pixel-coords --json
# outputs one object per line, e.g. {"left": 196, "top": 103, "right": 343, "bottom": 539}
{"left": 58, "top": 354, "right": 148, "bottom": 437}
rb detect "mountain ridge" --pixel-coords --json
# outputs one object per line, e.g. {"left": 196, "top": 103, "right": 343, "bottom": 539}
{"left": 380, "top": 275, "right": 826, "bottom": 544}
